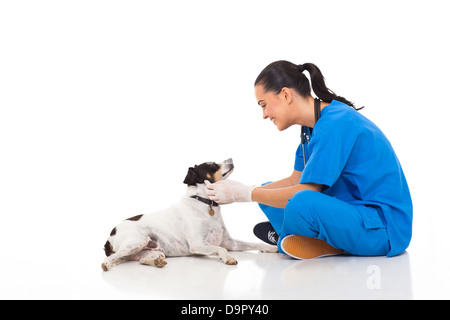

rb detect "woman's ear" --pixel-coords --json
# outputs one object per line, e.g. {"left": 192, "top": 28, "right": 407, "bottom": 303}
{"left": 280, "top": 87, "right": 293, "bottom": 104}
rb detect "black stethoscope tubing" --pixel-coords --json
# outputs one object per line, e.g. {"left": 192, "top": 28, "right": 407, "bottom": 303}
{"left": 301, "top": 98, "right": 321, "bottom": 168}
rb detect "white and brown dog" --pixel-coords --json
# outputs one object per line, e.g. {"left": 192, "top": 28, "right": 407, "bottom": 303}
{"left": 102, "top": 158, "right": 277, "bottom": 271}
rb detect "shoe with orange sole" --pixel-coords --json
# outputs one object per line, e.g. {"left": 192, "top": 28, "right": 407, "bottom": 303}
{"left": 281, "top": 234, "right": 344, "bottom": 259}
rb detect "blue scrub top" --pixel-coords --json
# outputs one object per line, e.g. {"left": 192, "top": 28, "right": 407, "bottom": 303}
{"left": 294, "top": 100, "right": 413, "bottom": 257}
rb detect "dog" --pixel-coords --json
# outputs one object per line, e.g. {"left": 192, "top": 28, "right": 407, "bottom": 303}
{"left": 102, "top": 158, "right": 277, "bottom": 271}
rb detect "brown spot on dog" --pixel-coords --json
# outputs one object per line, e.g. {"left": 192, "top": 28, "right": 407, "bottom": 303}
{"left": 110, "top": 227, "right": 116, "bottom": 236}
{"left": 213, "top": 167, "right": 223, "bottom": 182}
{"left": 127, "top": 214, "right": 143, "bottom": 221}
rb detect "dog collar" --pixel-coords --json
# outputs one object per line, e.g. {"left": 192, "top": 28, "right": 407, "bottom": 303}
{"left": 190, "top": 195, "right": 219, "bottom": 216}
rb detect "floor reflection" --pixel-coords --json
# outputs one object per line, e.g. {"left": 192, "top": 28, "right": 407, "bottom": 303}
{"left": 255, "top": 252, "right": 411, "bottom": 299}
{"left": 101, "top": 251, "right": 411, "bottom": 299}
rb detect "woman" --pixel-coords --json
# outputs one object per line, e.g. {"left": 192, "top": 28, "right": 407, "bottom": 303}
{"left": 205, "top": 61, "right": 412, "bottom": 259}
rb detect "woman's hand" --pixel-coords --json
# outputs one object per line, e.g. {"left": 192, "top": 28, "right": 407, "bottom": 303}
{"left": 204, "top": 180, "right": 256, "bottom": 204}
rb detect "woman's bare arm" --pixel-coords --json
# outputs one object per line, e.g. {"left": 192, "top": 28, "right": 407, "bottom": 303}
{"left": 252, "top": 181, "right": 323, "bottom": 209}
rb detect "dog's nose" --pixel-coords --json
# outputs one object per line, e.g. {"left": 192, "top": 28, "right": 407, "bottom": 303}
{"left": 224, "top": 158, "right": 233, "bottom": 164}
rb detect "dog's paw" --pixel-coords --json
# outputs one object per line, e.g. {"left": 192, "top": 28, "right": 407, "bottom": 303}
{"left": 225, "top": 257, "right": 238, "bottom": 265}
{"left": 154, "top": 257, "right": 167, "bottom": 268}
{"left": 101, "top": 262, "right": 111, "bottom": 271}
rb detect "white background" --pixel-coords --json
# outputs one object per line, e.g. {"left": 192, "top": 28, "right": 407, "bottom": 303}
{"left": 1, "top": 0, "right": 449, "bottom": 299}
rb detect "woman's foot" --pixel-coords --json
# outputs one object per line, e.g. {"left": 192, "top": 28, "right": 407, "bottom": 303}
{"left": 280, "top": 234, "right": 344, "bottom": 259}
{"left": 253, "top": 221, "right": 279, "bottom": 245}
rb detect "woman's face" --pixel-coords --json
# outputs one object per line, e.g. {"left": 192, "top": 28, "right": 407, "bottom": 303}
{"left": 254, "top": 84, "right": 293, "bottom": 131}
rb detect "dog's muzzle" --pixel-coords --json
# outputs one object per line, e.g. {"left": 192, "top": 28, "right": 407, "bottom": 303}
{"left": 222, "top": 158, "right": 234, "bottom": 177}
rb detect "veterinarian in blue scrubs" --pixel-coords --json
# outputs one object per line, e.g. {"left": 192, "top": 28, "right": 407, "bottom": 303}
{"left": 205, "top": 61, "right": 413, "bottom": 259}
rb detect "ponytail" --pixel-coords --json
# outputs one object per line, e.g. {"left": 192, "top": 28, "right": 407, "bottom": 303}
{"left": 254, "top": 60, "right": 363, "bottom": 111}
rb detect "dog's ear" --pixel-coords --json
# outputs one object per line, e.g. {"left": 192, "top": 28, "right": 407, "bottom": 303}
{"left": 183, "top": 167, "right": 199, "bottom": 186}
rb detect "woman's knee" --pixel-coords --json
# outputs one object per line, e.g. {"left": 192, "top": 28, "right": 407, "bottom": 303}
{"left": 285, "top": 190, "right": 321, "bottom": 217}
{"left": 282, "top": 190, "right": 322, "bottom": 235}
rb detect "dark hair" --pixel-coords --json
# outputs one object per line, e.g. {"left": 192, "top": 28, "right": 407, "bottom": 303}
{"left": 254, "top": 60, "right": 363, "bottom": 110}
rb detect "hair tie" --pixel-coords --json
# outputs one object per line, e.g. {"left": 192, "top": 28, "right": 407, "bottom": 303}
{"left": 297, "top": 64, "right": 306, "bottom": 73}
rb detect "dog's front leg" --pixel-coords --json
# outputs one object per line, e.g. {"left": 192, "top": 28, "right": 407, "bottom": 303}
{"left": 222, "top": 238, "right": 278, "bottom": 253}
{"left": 221, "top": 230, "right": 278, "bottom": 253}
{"left": 189, "top": 243, "right": 237, "bottom": 265}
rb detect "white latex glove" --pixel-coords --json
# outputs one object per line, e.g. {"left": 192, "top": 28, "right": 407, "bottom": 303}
{"left": 204, "top": 180, "right": 256, "bottom": 204}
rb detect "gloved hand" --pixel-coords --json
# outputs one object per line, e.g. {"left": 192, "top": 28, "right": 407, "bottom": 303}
{"left": 204, "top": 180, "right": 256, "bottom": 204}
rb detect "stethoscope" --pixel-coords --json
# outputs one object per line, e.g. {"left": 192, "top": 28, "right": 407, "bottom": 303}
{"left": 301, "top": 98, "right": 321, "bottom": 168}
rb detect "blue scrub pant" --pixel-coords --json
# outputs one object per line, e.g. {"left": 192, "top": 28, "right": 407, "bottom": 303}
{"left": 259, "top": 188, "right": 390, "bottom": 256}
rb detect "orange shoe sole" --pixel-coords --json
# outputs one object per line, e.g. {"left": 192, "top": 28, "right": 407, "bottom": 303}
{"left": 281, "top": 235, "right": 344, "bottom": 260}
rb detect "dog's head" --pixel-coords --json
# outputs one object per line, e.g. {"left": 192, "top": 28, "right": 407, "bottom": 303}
{"left": 183, "top": 158, "right": 234, "bottom": 186}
